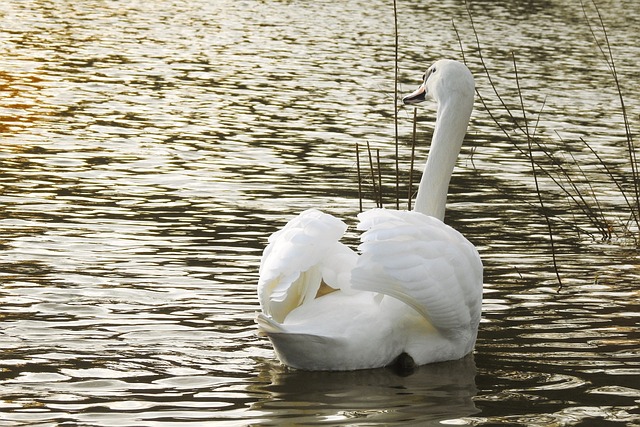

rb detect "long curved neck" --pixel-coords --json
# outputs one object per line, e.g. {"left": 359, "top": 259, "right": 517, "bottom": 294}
{"left": 413, "top": 97, "right": 473, "bottom": 221}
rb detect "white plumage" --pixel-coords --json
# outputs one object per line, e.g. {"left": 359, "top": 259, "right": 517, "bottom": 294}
{"left": 256, "top": 60, "right": 483, "bottom": 371}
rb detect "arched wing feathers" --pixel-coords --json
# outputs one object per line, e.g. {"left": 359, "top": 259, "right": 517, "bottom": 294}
{"left": 258, "top": 209, "right": 357, "bottom": 323}
{"left": 351, "top": 209, "right": 482, "bottom": 332}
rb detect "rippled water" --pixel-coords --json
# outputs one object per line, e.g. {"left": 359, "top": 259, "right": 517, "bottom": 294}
{"left": 1, "top": 0, "right": 639, "bottom": 425}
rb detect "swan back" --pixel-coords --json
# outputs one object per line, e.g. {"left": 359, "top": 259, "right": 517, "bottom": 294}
{"left": 352, "top": 209, "right": 482, "bottom": 334}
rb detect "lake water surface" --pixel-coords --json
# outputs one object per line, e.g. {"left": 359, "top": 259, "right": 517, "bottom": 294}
{"left": 1, "top": 0, "right": 639, "bottom": 425}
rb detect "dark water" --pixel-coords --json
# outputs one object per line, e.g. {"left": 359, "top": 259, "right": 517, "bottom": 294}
{"left": 1, "top": 0, "right": 639, "bottom": 425}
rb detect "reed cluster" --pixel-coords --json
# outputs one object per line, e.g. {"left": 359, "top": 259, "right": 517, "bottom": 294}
{"left": 355, "top": 0, "right": 638, "bottom": 290}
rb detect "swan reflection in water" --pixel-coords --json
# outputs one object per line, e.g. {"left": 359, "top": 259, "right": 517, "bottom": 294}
{"left": 251, "top": 354, "right": 479, "bottom": 424}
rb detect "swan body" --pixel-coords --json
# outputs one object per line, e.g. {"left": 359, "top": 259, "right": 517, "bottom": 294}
{"left": 257, "top": 60, "right": 482, "bottom": 371}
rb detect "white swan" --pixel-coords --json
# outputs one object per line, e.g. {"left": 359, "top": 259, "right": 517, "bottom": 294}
{"left": 256, "top": 59, "right": 482, "bottom": 371}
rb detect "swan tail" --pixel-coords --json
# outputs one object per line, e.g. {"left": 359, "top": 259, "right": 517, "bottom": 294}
{"left": 351, "top": 209, "right": 483, "bottom": 333}
{"left": 257, "top": 312, "right": 350, "bottom": 370}
{"left": 257, "top": 209, "right": 357, "bottom": 323}
{"left": 256, "top": 312, "right": 285, "bottom": 334}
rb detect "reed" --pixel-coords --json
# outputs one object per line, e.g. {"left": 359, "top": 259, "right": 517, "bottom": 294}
{"left": 356, "top": 142, "right": 363, "bottom": 212}
{"left": 356, "top": 0, "right": 409, "bottom": 212}
{"left": 393, "top": 0, "right": 400, "bottom": 210}
{"left": 580, "top": 0, "right": 640, "bottom": 233}
{"left": 356, "top": 0, "right": 637, "bottom": 287}
{"left": 365, "top": 141, "right": 381, "bottom": 208}
{"left": 513, "top": 54, "right": 563, "bottom": 290}
{"left": 459, "top": 1, "right": 638, "bottom": 288}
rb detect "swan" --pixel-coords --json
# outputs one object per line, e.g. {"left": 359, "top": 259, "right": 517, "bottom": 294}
{"left": 256, "top": 59, "right": 483, "bottom": 371}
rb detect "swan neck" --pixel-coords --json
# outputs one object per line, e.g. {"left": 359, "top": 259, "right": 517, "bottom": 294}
{"left": 413, "top": 99, "right": 472, "bottom": 221}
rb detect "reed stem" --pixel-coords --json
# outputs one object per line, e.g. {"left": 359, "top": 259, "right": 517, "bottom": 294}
{"left": 356, "top": 142, "right": 363, "bottom": 213}
{"left": 366, "top": 141, "right": 379, "bottom": 208}
{"left": 581, "top": 0, "right": 640, "bottom": 235}
{"left": 377, "top": 149, "right": 383, "bottom": 208}
{"left": 513, "top": 54, "right": 563, "bottom": 290}
{"left": 393, "top": 0, "right": 400, "bottom": 209}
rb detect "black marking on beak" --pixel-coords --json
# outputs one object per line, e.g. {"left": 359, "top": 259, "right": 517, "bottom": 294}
{"left": 402, "top": 84, "right": 426, "bottom": 105}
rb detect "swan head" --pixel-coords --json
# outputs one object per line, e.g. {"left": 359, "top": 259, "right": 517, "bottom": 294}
{"left": 402, "top": 59, "right": 474, "bottom": 107}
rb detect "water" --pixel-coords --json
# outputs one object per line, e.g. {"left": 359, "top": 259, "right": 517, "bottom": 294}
{"left": 1, "top": 0, "right": 639, "bottom": 425}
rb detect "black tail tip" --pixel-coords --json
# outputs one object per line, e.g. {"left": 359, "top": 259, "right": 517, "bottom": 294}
{"left": 387, "top": 352, "right": 417, "bottom": 377}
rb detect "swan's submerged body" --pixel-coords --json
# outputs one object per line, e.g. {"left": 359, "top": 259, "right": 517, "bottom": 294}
{"left": 256, "top": 60, "right": 483, "bottom": 371}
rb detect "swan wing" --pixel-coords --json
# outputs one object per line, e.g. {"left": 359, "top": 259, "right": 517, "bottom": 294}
{"left": 351, "top": 208, "right": 482, "bottom": 332}
{"left": 258, "top": 209, "right": 357, "bottom": 323}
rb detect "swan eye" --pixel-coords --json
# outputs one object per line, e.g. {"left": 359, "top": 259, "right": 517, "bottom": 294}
{"left": 424, "top": 67, "right": 436, "bottom": 82}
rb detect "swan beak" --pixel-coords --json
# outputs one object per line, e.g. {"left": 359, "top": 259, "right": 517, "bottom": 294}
{"left": 402, "top": 83, "right": 427, "bottom": 105}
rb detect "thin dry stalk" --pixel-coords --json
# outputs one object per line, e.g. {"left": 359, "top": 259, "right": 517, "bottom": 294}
{"left": 393, "top": 0, "right": 400, "bottom": 209}
{"left": 466, "top": 2, "right": 591, "bottom": 195}
{"left": 581, "top": 136, "right": 640, "bottom": 231}
{"left": 556, "top": 133, "right": 611, "bottom": 239}
{"left": 356, "top": 142, "right": 363, "bottom": 212}
{"left": 366, "top": 141, "right": 380, "bottom": 208}
{"left": 459, "top": 7, "right": 617, "bottom": 241}
{"left": 465, "top": 4, "right": 527, "bottom": 136}
{"left": 453, "top": 19, "right": 466, "bottom": 64}
{"left": 377, "top": 149, "right": 383, "bottom": 208}
{"left": 513, "top": 54, "right": 563, "bottom": 290}
{"left": 581, "top": 0, "right": 640, "bottom": 234}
